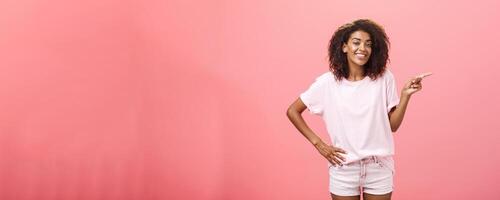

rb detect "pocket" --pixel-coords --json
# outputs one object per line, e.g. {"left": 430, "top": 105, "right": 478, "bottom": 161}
{"left": 378, "top": 157, "right": 395, "bottom": 175}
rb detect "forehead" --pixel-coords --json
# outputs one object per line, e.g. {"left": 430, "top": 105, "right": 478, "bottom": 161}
{"left": 349, "top": 30, "right": 371, "bottom": 41}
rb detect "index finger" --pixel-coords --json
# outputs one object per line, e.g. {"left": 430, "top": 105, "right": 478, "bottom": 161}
{"left": 416, "top": 72, "right": 433, "bottom": 79}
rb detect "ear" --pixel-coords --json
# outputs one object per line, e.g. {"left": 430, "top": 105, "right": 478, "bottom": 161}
{"left": 342, "top": 43, "right": 347, "bottom": 53}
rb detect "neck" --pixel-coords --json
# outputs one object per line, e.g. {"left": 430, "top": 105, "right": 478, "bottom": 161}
{"left": 347, "top": 62, "right": 365, "bottom": 80}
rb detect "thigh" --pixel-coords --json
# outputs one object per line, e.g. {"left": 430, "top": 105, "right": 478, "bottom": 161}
{"left": 331, "top": 193, "right": 361, "bottom": 200}
{"left": 362, "top": 192, "right": 392, "bottom": 200}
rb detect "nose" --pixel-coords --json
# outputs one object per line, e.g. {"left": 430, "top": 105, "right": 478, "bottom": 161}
{"left": 359, "top": 43, "right": 366, "bottom": 51}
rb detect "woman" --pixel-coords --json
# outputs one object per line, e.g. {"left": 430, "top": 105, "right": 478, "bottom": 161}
{"left": 286, "top": 19, "right": 431, "bottom": 200}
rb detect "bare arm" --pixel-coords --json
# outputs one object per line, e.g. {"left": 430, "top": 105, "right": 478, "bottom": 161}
{"left": 286, "top": 98, "right": 323, "bottom": 145}
{"left": 389, "top": 72, "right": 431, "bottom": 132}
{"left": 286, "top": 98, "right": 346, "bottom": 166}
{"left": 388, "top": 94, "right": 410, "bottom": 132}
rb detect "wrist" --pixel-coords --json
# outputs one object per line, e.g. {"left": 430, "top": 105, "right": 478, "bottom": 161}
{"left": 309, "top": 137, "right": 323, "bottom": 146}
{"left": 401, "top": 92, "right": 412, "bottom": 100}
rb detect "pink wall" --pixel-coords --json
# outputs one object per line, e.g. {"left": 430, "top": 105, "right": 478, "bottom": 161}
{"left": 1, "top": 0, "right": 499, "bottom": 199}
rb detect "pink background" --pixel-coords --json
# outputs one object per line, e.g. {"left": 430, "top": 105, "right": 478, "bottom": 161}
{"left": 1, "top": 0, "right": 499, "bottom": 199}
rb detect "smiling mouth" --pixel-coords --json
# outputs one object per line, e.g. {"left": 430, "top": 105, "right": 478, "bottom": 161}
{"left": 355, "top": 53, "right": 367, "bottom": 59}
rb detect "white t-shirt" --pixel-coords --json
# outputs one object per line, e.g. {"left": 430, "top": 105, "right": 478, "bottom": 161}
{"left": 300, "top": 69, "right": 400, "bottom": 164}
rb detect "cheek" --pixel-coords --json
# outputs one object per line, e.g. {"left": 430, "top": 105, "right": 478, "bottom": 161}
{"left": 348, "top": 46, "right": 358, "bottom": 53}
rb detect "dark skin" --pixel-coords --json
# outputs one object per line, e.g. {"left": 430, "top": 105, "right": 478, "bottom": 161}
{"left": 286, "top": 30, "right": 431, "bottom": 200}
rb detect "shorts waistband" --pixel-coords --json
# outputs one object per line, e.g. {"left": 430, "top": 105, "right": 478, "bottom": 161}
{"left": 345, "top": 155, "right": 390, "bottom": 166}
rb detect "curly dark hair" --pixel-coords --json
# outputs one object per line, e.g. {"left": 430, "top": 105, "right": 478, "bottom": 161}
{"left": 328, "top": 19, "right": 390, "bottom": 81}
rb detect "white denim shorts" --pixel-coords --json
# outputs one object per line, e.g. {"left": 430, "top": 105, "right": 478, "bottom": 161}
{"left": 328, "top": 156, "right": 395, "bottom": 196}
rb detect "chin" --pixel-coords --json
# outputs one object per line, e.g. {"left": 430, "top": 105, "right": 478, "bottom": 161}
{"left": 355, "top": 61, "right": 368, "bottom": 66}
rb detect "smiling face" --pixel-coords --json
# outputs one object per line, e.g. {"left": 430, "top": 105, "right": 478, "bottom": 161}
{"left": 342, "top": 30, "right": 372, "bottom": 67}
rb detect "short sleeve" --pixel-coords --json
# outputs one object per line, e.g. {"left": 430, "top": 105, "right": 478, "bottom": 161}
{"left": 385, "top": 70, "right": 400, "bottom": 112}
{"left": 300, "top": 73, "right": 329, "bottom": 115}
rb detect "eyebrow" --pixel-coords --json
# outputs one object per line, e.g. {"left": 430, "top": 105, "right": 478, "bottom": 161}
{"left": 352, "top": 38, "right": 372, "bottom": 42}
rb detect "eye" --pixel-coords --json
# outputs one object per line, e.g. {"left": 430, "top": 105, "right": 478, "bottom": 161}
{"left": 353, "top": 42, "right": 360, "bottom": 45}
{"left": 366, "top": 43, "right": 372, "bottom": 47}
